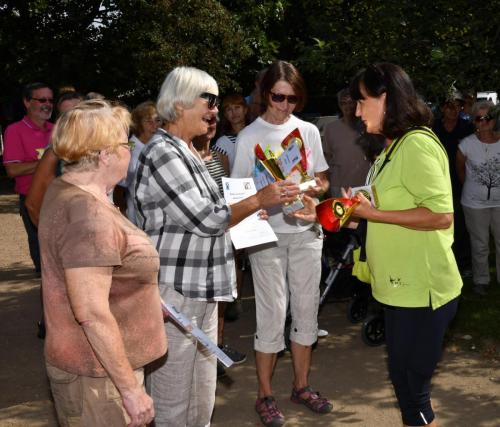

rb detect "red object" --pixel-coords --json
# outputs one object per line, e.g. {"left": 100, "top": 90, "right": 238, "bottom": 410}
{"left": 255, "top": 143, "right": 267, "bottom": 161}
{"left": 315, "top": 197, "right": 359, "bottom": 232}
{"left": 281, "top": 128, "right": 308, "bottom": 172}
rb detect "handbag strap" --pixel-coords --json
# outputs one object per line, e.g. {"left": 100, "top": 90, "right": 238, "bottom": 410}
{"left": 369, "top": 126, "right": 446, "bottom": 184}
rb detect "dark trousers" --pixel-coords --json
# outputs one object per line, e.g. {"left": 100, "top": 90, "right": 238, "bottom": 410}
{"left": 19, "top": 194, "right": 41, "bottom": 272}
{"left": 384, "top": 297, "right": 459, "bottom": 426}
{"left": 452, "top": 194, "right": 471, "bottom": 271}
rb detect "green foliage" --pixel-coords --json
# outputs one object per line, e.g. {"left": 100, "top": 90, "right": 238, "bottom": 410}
{"left": 287, "top": 0, "right": 500, "bottom": 107}
{"left": 1, "top": 0, "right": 499, "bottom": 112}
{"left": 0, "top": 0, "right": 252, "bottom": 105}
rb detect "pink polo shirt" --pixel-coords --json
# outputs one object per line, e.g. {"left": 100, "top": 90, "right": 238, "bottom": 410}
{"left": 3, "top": 116, "right": 53, "bottom": 195}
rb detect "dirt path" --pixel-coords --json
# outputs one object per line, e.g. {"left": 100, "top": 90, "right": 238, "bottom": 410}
{"left": 0, "top": 190, "right": 498, "bottom": 426}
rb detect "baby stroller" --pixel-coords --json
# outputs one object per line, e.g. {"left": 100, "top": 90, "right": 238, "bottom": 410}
{"left": 320, "top": 228, "right": 385, "bottom": 347}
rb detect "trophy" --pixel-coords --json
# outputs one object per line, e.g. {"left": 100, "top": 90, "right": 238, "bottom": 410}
{"left": 254, "top": 128, "right": 317, "bottom": 214}
{"left": 315, "top": 197, "right": 360, "bottom": 232}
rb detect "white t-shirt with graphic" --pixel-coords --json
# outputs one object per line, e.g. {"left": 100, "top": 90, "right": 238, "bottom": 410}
{"left": 459, "top": 133, "right": 500, "bottom": 208}
{"left": 231, "top": 114, "right": 328, "bottom": 233}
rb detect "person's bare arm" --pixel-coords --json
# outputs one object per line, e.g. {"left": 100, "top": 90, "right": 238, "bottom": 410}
{"left": 352, "top": 192, "right": 452, "bottom": 231}
{"left": 217, "top": 152, "right": 230, "bottom": 176}
{"left": 65, "top": 266, "right": 154, "bottom": 427}
{"left": 456, "top": 149, "right": 466, "bottom": 185}
{"left": 25, "top": 148, "right": 59, "bottom": 226}
{"left": 4, "top": 161, "right": 39, "bottom": 178}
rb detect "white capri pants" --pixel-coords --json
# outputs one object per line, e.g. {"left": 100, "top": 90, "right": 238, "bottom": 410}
{"left": 248, "top": 228, "right": 323, "bottom": 353}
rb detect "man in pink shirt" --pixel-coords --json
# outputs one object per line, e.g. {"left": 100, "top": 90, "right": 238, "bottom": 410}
{"left": 3, "top": 82, "right": 54, "bottom": 274}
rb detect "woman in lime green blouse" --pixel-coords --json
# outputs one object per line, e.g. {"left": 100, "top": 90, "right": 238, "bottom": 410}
{"left": 349, "top": 63, "right": 462, "bottom": 427}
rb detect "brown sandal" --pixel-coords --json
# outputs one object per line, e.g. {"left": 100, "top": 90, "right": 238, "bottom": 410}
{"left": 290, "top": 386, "right": 333, "bottom": 414}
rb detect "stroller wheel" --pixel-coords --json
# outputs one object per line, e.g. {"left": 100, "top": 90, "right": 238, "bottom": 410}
{"left": 361, "top": 314, "right": 385, "bottom": 346}
{"left": 347, "top": 297, "right": 368, "bottom": 323}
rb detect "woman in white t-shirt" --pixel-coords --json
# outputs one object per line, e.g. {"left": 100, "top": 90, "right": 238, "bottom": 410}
{"left": 231, "top": 60, "right": 331, "bottom": 426}
{"left": 457, "top": 100, "right": 500, "bottom": 296}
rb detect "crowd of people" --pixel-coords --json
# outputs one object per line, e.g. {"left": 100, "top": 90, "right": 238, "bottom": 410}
{"left": 2, "top": 60, "right": 499, "bottom": 427}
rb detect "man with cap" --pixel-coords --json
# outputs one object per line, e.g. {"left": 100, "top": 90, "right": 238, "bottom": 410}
{"left": 433, "top": 84, "right": 475, "bottom": 276}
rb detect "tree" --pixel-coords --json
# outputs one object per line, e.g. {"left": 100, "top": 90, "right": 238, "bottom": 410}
{"left": 0, "top": 0, "right": 253, "bottom": 108}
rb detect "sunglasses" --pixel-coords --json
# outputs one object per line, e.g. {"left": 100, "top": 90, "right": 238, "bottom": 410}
{"left": 270, "top": 91, "right": 299, "bottom": 104}
{"left": 200, "top": 92, "right": 220, "bottom": 109}
{"left": 474, "top": 115, "right": 493, "bottom": 123}
{"left": 31, "top": 97, "right": 54, "bottom": 104}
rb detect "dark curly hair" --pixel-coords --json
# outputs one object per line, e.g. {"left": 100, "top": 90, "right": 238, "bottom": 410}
{"left": 349, "top": 63, "right": 432, "bottom": 139}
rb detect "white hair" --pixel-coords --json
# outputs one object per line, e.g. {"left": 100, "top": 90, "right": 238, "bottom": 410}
{"left": 157, "top": 66, "right": 218, "bottom": 123}
{"left": 471, "top": 100, "right": 494, "bottom": 116}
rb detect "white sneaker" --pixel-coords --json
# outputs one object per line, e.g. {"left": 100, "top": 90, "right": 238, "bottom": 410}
{"left": 317, "top": 328, "right": 329, "bottom": 338}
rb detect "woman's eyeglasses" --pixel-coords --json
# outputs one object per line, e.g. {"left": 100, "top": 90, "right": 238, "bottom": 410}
{"left": 474, "top": 115, "right": 493, "bottom": 123}
{"left": 144, "top": 117, "right": 162, "bottom": 125}
{"left": 119, "top": 141, "right": 135, "bottom": 151}
{"left": 270, "top": 91, "right": 299, "bottom": 104}
{"left": 200, "top": 92, "right": 220, "bottom": 109}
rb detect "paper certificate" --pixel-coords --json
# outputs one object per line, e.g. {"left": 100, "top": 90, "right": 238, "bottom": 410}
{"left": 222, "top": 177, "right": 278, "bottom": 249}
{"left": 162, "top": 301, "right": 234, "bottom": 367}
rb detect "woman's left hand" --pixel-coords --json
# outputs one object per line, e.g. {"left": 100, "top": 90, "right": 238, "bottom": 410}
{"left": 342, "top": 187, "right": 375, "bottom": 220}
{"left": 288, "top": 195, "right": 318, "bottom": 222}
{"left": 304, "top": 176, "right": 326, "bottom": 197}
{"left": 351, "top": 190, "right": 376, "bottom": 220}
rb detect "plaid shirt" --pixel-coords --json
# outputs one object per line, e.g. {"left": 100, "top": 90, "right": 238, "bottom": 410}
{"left": 134, "top": 129, "right": 236, "bottom": 301}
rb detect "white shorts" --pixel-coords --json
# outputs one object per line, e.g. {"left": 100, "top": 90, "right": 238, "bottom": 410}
{"left": 248, "top": 228, "right": 323, "bottom": 353}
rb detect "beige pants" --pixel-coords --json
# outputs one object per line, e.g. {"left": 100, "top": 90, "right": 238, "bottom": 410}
{"left": 147, "top": 287, "right": 217, "bottom": 427}
{"left": 46, "top": 363, "right": 145, "bottom": 427}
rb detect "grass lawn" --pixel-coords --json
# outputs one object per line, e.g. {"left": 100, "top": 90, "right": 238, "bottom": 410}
{"left": 448, "top": 264, "right": 499, "bottom": 356}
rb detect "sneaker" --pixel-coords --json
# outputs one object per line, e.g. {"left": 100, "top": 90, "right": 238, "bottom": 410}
{"left": 219, "top": 344, "right": 246, "bottom": 364}
{"left": 473, "top": 284, "right": 488, "bottom": 296}
{"left": 290, "top": 386, "right": 333, "bottom": 414}
{"left": 255, "top": 396, "right": 285, "bottom": 427}
{"left": 317, "top": 328, "right": 329, "bottom": 338}
{"left": 217, "top": 361, "right": 227, "bottom": 378}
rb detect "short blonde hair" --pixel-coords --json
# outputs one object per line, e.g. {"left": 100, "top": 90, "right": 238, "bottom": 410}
{"left": 157, "top": 66, "right": 218, "bottom": 123}
{"left": 52, "top": 99, "right": 131, "bottom": 169}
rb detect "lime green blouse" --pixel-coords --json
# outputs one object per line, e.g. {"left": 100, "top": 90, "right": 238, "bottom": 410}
{"left": 366, "top": 129, "right": 462, "bottom": 309}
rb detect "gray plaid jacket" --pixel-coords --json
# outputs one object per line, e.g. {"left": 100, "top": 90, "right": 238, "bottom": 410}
{"left": 134, "top": 129, "right": 236, "bottom": 301}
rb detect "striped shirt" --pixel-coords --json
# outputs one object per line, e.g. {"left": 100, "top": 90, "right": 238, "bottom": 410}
{"left": 213, "top": 134, "right": 237, "bottom": 171}
{"left": 134, "top": 128, "right": 236, "bottom": 301}
{"left": 204, "top": 150, "right": 227, "bottom": 195}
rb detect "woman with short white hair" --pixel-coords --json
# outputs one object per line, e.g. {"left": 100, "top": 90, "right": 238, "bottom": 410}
{"left": 134, "top": 66, "right": 300, "bottom": 427}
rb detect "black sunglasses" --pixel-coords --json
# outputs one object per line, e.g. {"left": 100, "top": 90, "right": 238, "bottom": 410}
{"left": 474, "top": 114, "right": 493, "bottom": 123}
{"left": 31, "top": 97, "right": 54, "bottom": 104}
{"left": 200, "top": 92, "right": 220, "bottom": 109}
{"left": 270, "top": 91, "right": 299, "bottom": 104}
